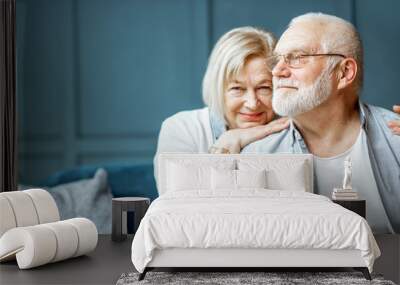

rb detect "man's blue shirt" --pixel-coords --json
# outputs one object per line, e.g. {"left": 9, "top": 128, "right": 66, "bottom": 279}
{"left": 210, "top": 102, "right": 400, "bottom": 233}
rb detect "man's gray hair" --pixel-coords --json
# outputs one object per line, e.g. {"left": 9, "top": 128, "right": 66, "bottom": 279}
{"left": 290, "top": 13, "right": 363, "bottom": 93}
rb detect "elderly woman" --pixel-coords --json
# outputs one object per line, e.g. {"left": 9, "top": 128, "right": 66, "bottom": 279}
{"left": 156, "top": 27, "right": 289, "bottom": 156}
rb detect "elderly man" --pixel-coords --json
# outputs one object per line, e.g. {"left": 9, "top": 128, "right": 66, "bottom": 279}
{"left": 243, "top": 13, "right": 400, "bottom": 234}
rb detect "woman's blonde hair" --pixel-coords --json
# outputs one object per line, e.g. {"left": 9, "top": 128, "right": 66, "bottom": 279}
{"left": 202, "top": 26, "right": 276, "bottom": 120}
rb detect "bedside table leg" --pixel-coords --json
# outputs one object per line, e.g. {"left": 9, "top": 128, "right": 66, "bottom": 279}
{"left": 112, "top": 202, "right": 125, "bottom": 242}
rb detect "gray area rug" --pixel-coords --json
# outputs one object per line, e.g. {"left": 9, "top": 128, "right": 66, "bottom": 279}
{"left": 116, "top": 271, "right": 396, "bottom": 285}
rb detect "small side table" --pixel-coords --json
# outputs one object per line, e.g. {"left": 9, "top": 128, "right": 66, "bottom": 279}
{"left": 112, "top": 197, "right": 150, "bottom": 242}
{"left": 332, "top": 199, "right": 366, "bottom": 218}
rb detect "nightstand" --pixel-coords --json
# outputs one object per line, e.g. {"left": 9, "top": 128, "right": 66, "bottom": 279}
{"left": 112, "top": 197, "right": 150, "bottom": 242}
{"left": 332, "top": 199, "right": 366, "bottom": 218}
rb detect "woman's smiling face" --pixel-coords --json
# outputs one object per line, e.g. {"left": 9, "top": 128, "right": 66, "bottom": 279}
{"left": 224, "top": 56, "right": 275, "bottom": 129}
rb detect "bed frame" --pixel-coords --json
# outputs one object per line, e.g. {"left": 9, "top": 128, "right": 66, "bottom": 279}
{"left": 138, "top": 248, "right": 371, "bottom": 280}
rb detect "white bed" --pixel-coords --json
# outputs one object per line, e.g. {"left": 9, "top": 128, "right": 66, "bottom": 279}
{"left": 131, "top": 154, "right": 380, "bottom": 280}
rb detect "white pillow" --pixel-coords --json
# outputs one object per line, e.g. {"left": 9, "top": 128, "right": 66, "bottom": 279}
{"left": 237, "top": 169, "right": 267, "bottom": 189}
{"left": 167, "top": 162, "right": 210, "bottom": 191}
{"left": 268, "top": 166, "right": 307, "bottom": 192}
{"left": 166, "top": 159, "right": 236, "bottom": 192}
{"left": 211, "top": 168, "right": 236, "bottom": 189}
{"left": 238, "top": 159, "right": 309, "bottom": 192}
{"left": 211, "top": 169, "right": 267, "bottom": 190}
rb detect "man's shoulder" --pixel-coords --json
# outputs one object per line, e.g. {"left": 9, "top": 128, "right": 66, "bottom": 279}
{"left": 363, "top": 103, "right": 400, "bottom": 120}
{"left": 242, "top": 127, "right": 292, "bottom": 153}
{"left": 361, "top": 103, "right": 400, "bottom": 147}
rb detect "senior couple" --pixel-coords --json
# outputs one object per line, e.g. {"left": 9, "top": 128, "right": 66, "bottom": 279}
{"left": 156, "top": 13, "right": 400, "bottom": 234}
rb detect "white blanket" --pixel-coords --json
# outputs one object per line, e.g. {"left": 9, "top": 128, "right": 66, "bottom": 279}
{"left": 131, "top": 190, "right": 380, "bottom": 273}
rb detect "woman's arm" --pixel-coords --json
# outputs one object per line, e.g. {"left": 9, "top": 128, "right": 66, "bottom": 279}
{"left": 209, "top": 117, "right": 290, "bottom": 154}
{"left": 156, "top": 117, "right": 198, "bottom": 154}
{"left": 388, "top": 105, "right": 400, "bottom": 135}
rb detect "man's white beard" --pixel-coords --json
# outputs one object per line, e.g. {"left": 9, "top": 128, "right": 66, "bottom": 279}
{"left": 272, "top": 67, "right": 333, "bottom": 117}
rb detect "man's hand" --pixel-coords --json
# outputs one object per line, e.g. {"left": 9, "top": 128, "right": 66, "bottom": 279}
{"left": 388, "top": 105, "right": 400, "bottom": 135}
{"left": 210, "top": 117, "right": 290, "bottom": 154}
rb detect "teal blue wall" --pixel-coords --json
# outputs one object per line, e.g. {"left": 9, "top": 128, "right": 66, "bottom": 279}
{"left": 16, "top": 0, "right": 400, "bottom": 184}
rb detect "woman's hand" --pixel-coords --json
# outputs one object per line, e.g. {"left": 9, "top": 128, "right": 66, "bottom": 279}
{"left": 388, "top": 105, "right": 400, "bottom": 135}
{"left": 210, "top": 117, "right": 290, "bottom": 154}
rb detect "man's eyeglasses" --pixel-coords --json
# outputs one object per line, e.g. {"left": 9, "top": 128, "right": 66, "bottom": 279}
{"left": 266, "top": 53, "right": 346, "bottom": 69}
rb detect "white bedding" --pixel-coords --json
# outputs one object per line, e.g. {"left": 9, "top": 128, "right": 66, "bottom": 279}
{"left": 131, "top": 190, "right": 380, "bottom": 273}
